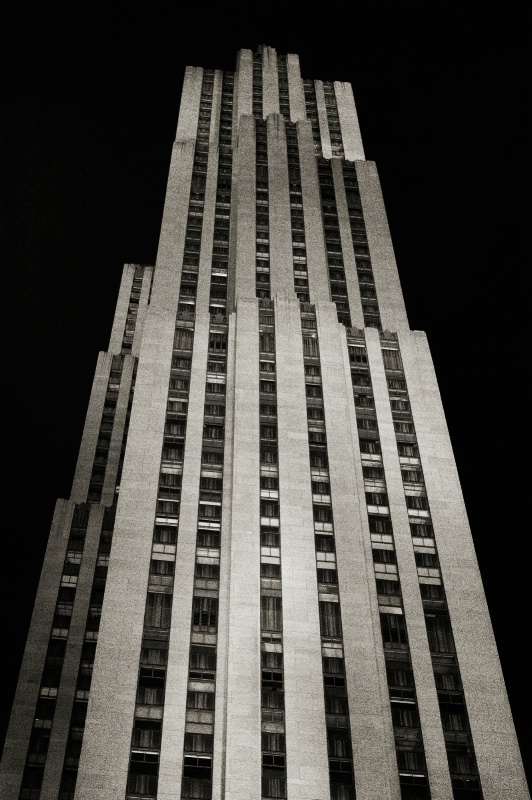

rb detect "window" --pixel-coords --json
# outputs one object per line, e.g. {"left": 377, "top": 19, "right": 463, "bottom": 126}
{"left": 366, "top": 492, "right": 388, "bottom": 506}
{"left": 394, "top": 421, "right": 414, "bottom": 433}
{"left": 261, "top": 777, "right": 286, "bottom": 799}
{"left": 420, "top": 583, "right": 444, "bottom": 601}
{"left": 192, "top": 597, "right": 218, "bottom": 631}
{"left": 262, "top": 689, "right": 284, "bottom": 709}
{"left": 398, "top": 443, "right": 418, "bottom": 457}
{"left": 317, "top": 568, "right": 338, "bottom": 584}
{"left": 173, "top": 328, "right": 194, "bottom": 350}
{"left": 205, "top": 382, "right": 226, "bottom": 395}
{"left": 372, "top": 549, "right": 396, "bottom": 564}
{"left": 260, "top": 332, "right": 275, "bottom": 353}
{"left": 181, "top": 776, "right": 212, "bottom": 798}
{"left": 441, "top": 712, "right": 468, "bottom": 731}
{"left": 154, "top": 526, "right": 177, "bottom": 544}
{"left": 261, "top": 425, "right": 277, "bottom": 439}
{"left": 354, "top": 395, "right": 374, "bottom": 408}
{"left": 376, "top": 579, "right": 400, "bottom": 595}
{"left": 359, "top": 439, "right": 381, "bottom": 454}
{"left": 261, "top": 530, "right": 280, "bottom": 547}
{"left": 313, "top": 505, "right": 332, "bottom": 522}
{"left": 380, "top": 613, "right": 407, "bottom": 647}
{"left": 387, "top": 378, "right": 406, "bottom": 390}
{"left": 144, "top": 593, "right": 172, "bottom": 628}
{"left": 208, "top": 333, "right": 227, "bottom": 353}
{"left": 363, "top": 466, "right": 384, "bottom": 479}
{"left": 391, "top": 706, "right": 419, "bottom": 728}
{"left": 302, "top": 336, "right": 319, "bottom": 357}
{"left": 406, "top": 495, "right": 428, "bottom": 510}
{"left": 382, "top": 348, "right": 403, "bottom": 370}
{"left": 425, "top": 614, "right": 455, "bottom": 653}
{"left": 325, "top": 695, "right": 348, "bottom": 715}
{"left": 368, "top": 515, "right": 393, "bottom": 533}
{"left": 319, "top": 601, "right": 342, "bottom": 637}
{"left": 309, "top": 451, "right": 328, "bottom": 468}
{"left": 261, "top": 596, "right": 282, "bottom": 631}
{"left": 150, "top": 559, "right": 175, "bottom": 576}
{"left": 136, "top": 685, "right": 164, "bottom": 706}
{"left": 204, "top": 403, "right": 225, "bottom": 417}
{"left": 260, "top": 448, "right": 278, "bottom": 464}
{"left": 195, "top": 564, "right": 220, "bottom": 579}
{"left": 184, "top": 733, "right": 213, "bottom": 753}
{"left": 189, "top": 647, "right": 216, "bottom": 680}
{"left": 127, "top": 774, "right": 157, "bottom": 796}
{"left": 260, "top": 476, "right": 278, "bottom": 489}
{"left": 402, "top": 468, "right": 422, "bottom": 482}
{"left": 261, "top": 563, "right": 281, "bottom": 579}
{"left": 262, "top": 732, "right": 285, "bottom": 752}
{"left": 349, "top": 346, "right": 367, "bottom": 364}
{"left": 315, "top": 535, "right": 335, "bottom": 552}
{"left": 357, "top": 417, "right": 377, "bottom": 430}
{"left": 187, "top": 691, "right": 215, "bottom": 710}
{"left": 201, "top": 450, "right": 223, "bottom": 465}
{"left": 415, "top": 552, "right": 438, "bottom": 568}
{"left": 410, "top": 521, "right": 434, "bottom": 538}
{"left": 203, "top": 424, "right": 224, "bottom": 439}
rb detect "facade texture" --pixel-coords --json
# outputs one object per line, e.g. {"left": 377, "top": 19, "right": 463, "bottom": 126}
{"left": 1, "top": 46, "right": 528, "bottom": 800}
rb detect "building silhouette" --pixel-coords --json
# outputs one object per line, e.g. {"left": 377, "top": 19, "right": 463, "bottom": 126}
{"left": 1, "top": 45, "right": 528, "bottom": 800}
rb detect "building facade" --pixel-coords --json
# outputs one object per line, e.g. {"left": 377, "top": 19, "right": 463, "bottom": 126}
{"left": 0, "top": 45, "right": 528, "bottom": 800}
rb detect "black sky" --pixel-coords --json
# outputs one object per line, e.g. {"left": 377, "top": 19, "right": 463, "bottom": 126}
{"left": 1, "top": 6, "right": 528, "bottom": 783}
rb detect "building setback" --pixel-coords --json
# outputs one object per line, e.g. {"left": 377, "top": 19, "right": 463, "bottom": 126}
{"left": 0, "top": 45, "right": 528, "bottom": 800}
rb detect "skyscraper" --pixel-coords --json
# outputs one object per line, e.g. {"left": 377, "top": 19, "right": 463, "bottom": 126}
{"left": 1, "top": 42, "right": 528, "bottom": 800}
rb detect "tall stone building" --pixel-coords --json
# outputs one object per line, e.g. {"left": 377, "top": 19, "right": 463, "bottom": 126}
{"left": 1, "top": 45, "right": 528, "bottom": 800}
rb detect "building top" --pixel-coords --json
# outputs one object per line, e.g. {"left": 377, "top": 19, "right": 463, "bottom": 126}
{"left": 176, "top": 45, "right": 365, "bottom": 161}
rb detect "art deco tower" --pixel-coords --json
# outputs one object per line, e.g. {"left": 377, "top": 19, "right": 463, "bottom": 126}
{"left": 1, "top": 46, "right": 528, "bottom": 800}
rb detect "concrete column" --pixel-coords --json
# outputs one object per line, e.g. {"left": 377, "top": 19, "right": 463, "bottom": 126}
{"left": 355, "top": 161, "right": 409, "bottom": 332}
{"left": 366, "top": 328, "right": 452, "bottom": 799}
{"left": 233, "top": 116, "right": 257, "bottom": 302}
{"left": 176, "top": 65, "right": 203, "bottom": 141}
{"left": 158, "top": 314, "right": 210, "bottom": 799}
{"left": 399, "top": 330, "right": 530, "bottom": 800}
{"left": 314, "top": 80, "right": 332, "bottom": 160}
{"left": 195, "top": 143, "right": 220, "bottom": 317}
{"left": 316, "top": 305, "right": 399, "bottom": 799}
{"left": 334, "top": 81, "right": 365, "bottom": 161}
{"left": 209, "top": 69, "right": 223, "bottom": 145}
{"left": 233, "top": 49, "right": 253, "bottom": 148}
{"left": 108, "top": 263, "right": 135, "bottom": 353}
{"left": 155, "top": 140, "right": 196, "bottom": 277}
{"left": 101, "top": 353, "right": 135, "bottom": 505}
{"left": 262, "top": 45, "right": 280, "bottom": 118}
{"left": 212, "top": 313, "right": 236, "bottom": 799}
{"left": 275, "top": 294, "right": 330, "bottom": 800}
{"left": 40, "top": 504, "right": 105, "bottom": 799}
{"left": 70, "top": 352, "right": 112, "bottom": 503}
{"left": 297, "top": 120, "right": 330, "bottom": 303}
{"left": 75, "top": 142, "right": 195, "bottom": 800}
{"left": 224, "top": 298, "right": 262, "bottom": 800}
{"left": 287, "top": 53, "right": 306, "bottom": 122}
{"left": 0, "top": 500, "right": 75, "bottom": 800}
{"left": 131, "top": 265, "right": 154, "bottom": 356}
{"left": 267, "top": 115, "right": 293, "bottom": 295}
{"left": 331, "top": 159, "right": 365, "bottom": 326}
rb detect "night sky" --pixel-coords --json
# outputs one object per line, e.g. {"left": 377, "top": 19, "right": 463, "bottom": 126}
{"left": 2, "top": 7, "right": 528, "bottom": 783}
